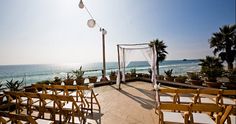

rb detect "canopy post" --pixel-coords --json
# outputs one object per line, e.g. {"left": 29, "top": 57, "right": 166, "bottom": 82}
{"left": 117, "top": 45, "right": 121, "bottom": 90}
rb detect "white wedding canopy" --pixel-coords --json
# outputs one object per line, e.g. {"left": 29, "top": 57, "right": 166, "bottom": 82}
{"left": 116, "top": 43, "right": 158, "bottom": 89}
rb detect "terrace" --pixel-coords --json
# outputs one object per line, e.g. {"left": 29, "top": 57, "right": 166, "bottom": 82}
{"left": 0, "top": 81, "right": 235, "bottom": 124}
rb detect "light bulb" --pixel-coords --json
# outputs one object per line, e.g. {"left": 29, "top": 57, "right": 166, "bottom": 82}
{"left": 87, "top": 19, "right": 96, "bottom": 28}
{"left": 102, "top": 29, "right": 107, "bottom": 35}
{"left": 79, "top": 0, "right": 84, "bottom": 9}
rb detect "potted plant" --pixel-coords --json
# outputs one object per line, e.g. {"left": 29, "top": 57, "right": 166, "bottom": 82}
{"left": 72, "top": 66, "right": 85, "bottom": 85}
{"left": 158, "top": 75, "right": 165, "bottom": 80}
{"left": 130, "top": 69, "right": 137, "bottom": 78}
{"left": 52, "top": 76, "right": 62, "bottom": 85}
{"left": 199, "top": 56, "right": 224, "bottom": 88}
{"left": 175, "top": 75, "right": 187, "bottom": 83}
{"left": 0, "top": 81, "right": 4, "bottom": 103}
{"left": 0, "top": 81, "right": 3, "bottom": 100}
{"left": 141, "top": 74, "right": 149, "bottom": 79}
{"left": 64, "top": 72, "right": 74, "bottom": 85}
{"left": 125, "top": 73, "right": 132, "bottom": 81}
{"left": 148, "top": 68, "right": 152, "bottom": 79}
{"left": 137, "top": 73, "right": 143, "bottom": 78}
{"left": 187, "top": 72, "right": 203, "bottom": 86}
{"left": 37, "top": 80, "right": 51, "bottom": 85}
{"left": 5, "top": 79, "right": 24, "bottom": 91}
{"left": 0, "top": 81, "right": 2, "bottom": 89}
{"left": 88, "top": 76, "right": 97, "bottom": 83}
{"left": 224, "top": 69, "right": 236, "bottom": 89}
{"left": 164, "top": 69, "right": 174, "bottom": 81}
{"left": 109, "top": 71, "right": 117, "bottom": 81}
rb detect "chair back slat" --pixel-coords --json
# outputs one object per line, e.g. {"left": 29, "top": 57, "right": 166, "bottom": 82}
{"left": 190, "top": 103, "right": 222, "bottom": 112}
{"left": 160, "top": 103, "right": 189, "bottom": 111}
{"left": 222, "top": 90, "right": 236, "bottom": 96}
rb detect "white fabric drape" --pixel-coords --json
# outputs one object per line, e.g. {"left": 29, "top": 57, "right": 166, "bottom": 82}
{"left": 152, "top": 46, "right": 157, "bottom": 84}
{"left": 116, "top": 47, "right": 126, "bottom": 85}
{"left": 141, "top": 46, "right": 157, "bottom": 85}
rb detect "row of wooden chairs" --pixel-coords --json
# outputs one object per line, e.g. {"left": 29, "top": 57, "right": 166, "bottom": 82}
{"left": 31, "top": 84, "right": 100, "bottom": 114}
{"left": 156, "top": 87, "right": 236, "bottom": 105}
{"left": 155, "top": 87, "right": 236, "bottom": 124}
{"left": 3, "top": 91, "right": 86, "bottom": 124}
{"left": 0, "top": 111, "right": 53, "bottom": 124}
{"left": 156, "top": 103, "right": 232, "bottom": 124}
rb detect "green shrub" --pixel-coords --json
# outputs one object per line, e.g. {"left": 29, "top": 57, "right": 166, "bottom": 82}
{"left": 72, "top": 66, "right": 84, "bottom": 79}
{"left": 5, "top": 79, "right": 24, "bottom": 91}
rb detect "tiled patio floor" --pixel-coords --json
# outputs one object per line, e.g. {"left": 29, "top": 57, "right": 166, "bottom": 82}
{"left": 87, "top": 81, "right": 158, "bottom": 124}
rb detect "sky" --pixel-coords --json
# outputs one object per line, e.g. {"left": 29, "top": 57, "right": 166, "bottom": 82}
{"left": 0, "top": 0, "right": 235, "bottom": 65}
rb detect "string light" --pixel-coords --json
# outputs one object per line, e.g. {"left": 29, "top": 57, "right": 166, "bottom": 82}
{"left": 78, "top": 0, "right": 104, "bottom": 31}
{"left": 78, "top": 0, "right": 108, "bottom": 81}
{"left": 87, "top": 19, "right": 96, "bottom": 28}
{"left": 78, "top": 0, "right": 84, "bottom": 9}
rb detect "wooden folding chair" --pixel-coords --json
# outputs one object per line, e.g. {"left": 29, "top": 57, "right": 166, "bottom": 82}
{"left": 225, "top": 105, "right": 236, "bottom": 124}
{"left": 55, "top": 95, "right": 86, "bottom": 124}
{"left": 195, "top": 89, "right": 222, "bottom": 104}
{"left": 221, "top": 90, "right": 236, "bottom": 105}
{"left": 38, "top": 94, "right": 58, "bottom": 121}
{"left": 175, "top": 89, "right": 198, "bottom": 104}
{"left": 156, "top": 88, "right": 178, "bottom": 103}
{"left": 77, "top": 85, "right": 101, "bottom": 113}
{"left": 189, "top": 103, "right": 232, "bottom": 124}
{"left": 157, "top": 103, "right": 190, "bottom": 124}
{"left": 24, "top": 92, "right": 41, "bottom": 116}
{"left": 4, "top": 91, "right": 27, "bottom": 114}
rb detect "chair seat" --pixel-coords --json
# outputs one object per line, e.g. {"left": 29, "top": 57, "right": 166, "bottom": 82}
{"left": 21, "top": 100, "right": 28, "bottom": 105}
{"left": 45, "top": 101, "right": 55, "bottom": 108}
{"left": 57, "top": 91, "right": 65, "bottom": 95}
{"left": 69, "top": 91, "right": 77, "bottom": 96}
{"left": 163, "top": 111, "right": 185, "bottom": 123}
{"left": 36, "top": 118, "right": 53, "bottom": 124}
{"left": 32, "top": 101, "right": 40, "bottom": 106}
{"left": 223, "top": 98, "right": 236, "bottom": 105}
{"left": 230, "top": 115, "right": 235, "bottom": 124}
{"left": 21, "top": 97, "right": 27, "bottom": 101}
{"left": 32, "top": 98, "right": 39, "bottom": 103}
{"left": 192, "top": 113, "right": 215, "bottom": 124}
{"left": 7, "top": 121, "right": 27, "bottom": 124}
{"left": 46, "top": 90, "right": 53, "bottom": 94}
{"left": 160, "top": 96, "right": 173, "bottom": 103}
{"left": 179, "top": 97, "right": 193, "bottom": 103}
{"left": 63, "top": 102, "right": 81, "bottom": 110}
{"left": 200, "top": 97, "right": 215, "bottom": 104}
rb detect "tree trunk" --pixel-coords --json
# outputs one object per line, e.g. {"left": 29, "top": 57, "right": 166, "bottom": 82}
{"left": 156, "top": 61, "right": 159, "bottom": 76}
{"left": 228, "top": 62, "right": 233, "bottom": 71}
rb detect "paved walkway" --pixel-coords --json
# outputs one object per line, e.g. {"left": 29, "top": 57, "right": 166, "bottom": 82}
{"left": 87, "top": 81, "right": 158, "bottom": 124}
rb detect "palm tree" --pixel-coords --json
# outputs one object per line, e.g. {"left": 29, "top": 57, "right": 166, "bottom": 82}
{"left": 199, "top": 56, "right": 224, "bottom": 82}
{"left": 149, "top": 39, "right": 168, "bottom": 76}
{"left": 209, "top": 24, "right": 236, "bottom": 70}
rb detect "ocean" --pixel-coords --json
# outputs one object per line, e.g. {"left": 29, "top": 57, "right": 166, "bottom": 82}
{"left": 0, "top": 60, "right": 200, "bottom": 87}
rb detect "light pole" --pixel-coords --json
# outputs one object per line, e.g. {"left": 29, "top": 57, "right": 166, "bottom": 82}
{"left": 78, "top": 0, "right": 108, "bottom": 82}
{"left": 100, "top": 28, "right": 108, "bottom": 82}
